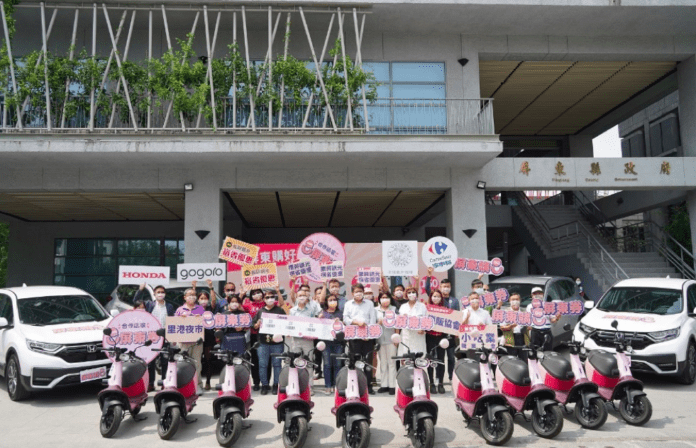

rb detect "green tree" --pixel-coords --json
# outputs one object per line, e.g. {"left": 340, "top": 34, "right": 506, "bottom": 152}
{"left": 664, "top": 203, "right": 693, "bottom": 267}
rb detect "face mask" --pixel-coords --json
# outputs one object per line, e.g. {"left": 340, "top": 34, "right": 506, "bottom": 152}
{"left": 353, "top": 292, "right": 363, "bottom": 300}
{"left": 395, "top": 290, "right": 404, "bottom": 299}
{"left": 533, "top": 294, "right": 543, "bottom": 301}
{"left": 185, "top": 295, "right": 196, "bottom": 304}
{"left": 441, "top": 287, "right": 451, "bottom": 294}
{"left": 576, "top": 280, "right": 582, "bottom": 285}
{"left": 380, "top": 298, "right": 391, "bottom": 306}
{"left": 365, "top": 294, "right": 374, "bottom": 302}
{"left": 407, "top": 293, "right": 417, "bottom": 301}
{"left": 475, "top": 288, "right": 484, "bottom": 295}
{"left": 470, "top": 300, "right": 480, "bottom": 308}
{"left": 230, "top": 302, "right": 240, "bottom": 310}
{"left": 330, "top": 287, "right": 339, "bottom": 294}
{"left": 199, "top": 300, "right": 209, "bottom": 307}
{"left": 328, "top": 301, "right": 338, "bottom": 309}
{"left": 431, "top": 296, "right": 442, "bottom": 304}
{"left": 510, "top": 300, "right": 520, "bottom": 309}
{"left": 156, "top": 293, "right": 166, "bottom": 300}
{"left": 265, "top": 299, "right": 276, "bottom": 306}
{"left": 225, "top": 291, "right": 235, "bottom": 297}
{"left": 298, "top": 296, "right": 308, "bottom": 304}
{"left": 253, "top": 293, "right": 263, "bottom": 300}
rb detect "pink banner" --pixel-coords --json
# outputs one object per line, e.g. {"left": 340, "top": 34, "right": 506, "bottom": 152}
{"left": 103, "top": 310, "right": 164, "bottom": 364}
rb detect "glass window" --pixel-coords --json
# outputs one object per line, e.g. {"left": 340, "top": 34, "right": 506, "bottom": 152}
{"left": 649, "top": 123, "right": 662, "bottom": 155}
{"left": 649, "top": 112, "right": 681, "bottom": 156}
{"left": 118, "top": 239, "right": 160, "bottom": 256}
{"left": 488, "top": 282, "right": 545, "bottom": 308}
{"left": 363, "top": 62, "right": 389, "bottom": 82}
{"left": 392, "top": 85, "right": 445, "bottom": 100}
{"left": 17, "top": 295, "right": 109, "bottom": 325}
{"left": 597, "top": 287, "right": 683, "bottom": 315}
{"left": 392, "top": 63, "right": 445, "bottom": 83}
{"left": 629, "top": 131, "right": 645, "bottom": 157}
{"left": 687, "top": 285, "right": 696, "bottom": 314}
{"left": 558, "top": 280, "right": 576, "bottom": 300}
{"left": 0, "top": 294, "right": 13, "bottom": 324}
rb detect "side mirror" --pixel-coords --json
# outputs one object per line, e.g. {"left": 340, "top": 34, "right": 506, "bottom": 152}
{"left": 335, "top": 331, "right": 346, "bottom": 343}
{"left": 214, "top": 329, "right": 225, "bottom": 340}
{"left": 110, "top": 309, "right": 119, "bottom": 317}
{"left": 316, "top": 341, "right": 326, "bottom": 352}
{"left": 563, "top": 323, "right": 571, "bottom": 331}
{"left": 144, "top": 340, "right": 153, "bottom": 347}
{"left": 391, "top": 333, "right": 402, "bottom": 345}
{"left": 272, "top": 334, "right": 284, "bottom": 343}
{"left": 156, "top": 328, "right": 166, "bottom": 337}
{"left": 439, "top": 338, "right": 450, "bottom": 349}
{"left": 0, "top": 317, "right": 9, "bottom": 328}
{"left": 585, "top": 300, "right": 595, "bottom": 310}
{"left": 611, "top": 320, "right": 619, "bottom": 329}
{"left": 103, "top": 327, "right": 113, "bottom": 336}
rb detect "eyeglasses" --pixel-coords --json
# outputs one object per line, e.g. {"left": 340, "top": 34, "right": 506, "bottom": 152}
{"left": 225, "top": 289, "right": 235, "bottom": 292}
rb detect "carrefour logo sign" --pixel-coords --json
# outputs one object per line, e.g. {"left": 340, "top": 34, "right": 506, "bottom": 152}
{"left": 428, "top": 241, "right": 448, "bottom": 255}
{"left": 421, "top": 237, "right": 458, "bottom": 272}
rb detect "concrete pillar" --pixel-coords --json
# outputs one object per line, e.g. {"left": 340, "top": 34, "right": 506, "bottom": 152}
{"left": 447, "top": 169, "right": 488, "bottom": 293}
{"left": 510, "top": 245, "right": 529, "bottom": 276}
{"left": 568, "top": 134, "right": 595, "bottom": 158}
{"left": 678, "top": 55, "right": 696, "bottom": 259}
{"left": 184, "top": 180, "right": 223, "bottom": 266}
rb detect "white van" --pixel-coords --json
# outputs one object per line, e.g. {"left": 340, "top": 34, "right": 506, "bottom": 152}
{"left": 573, "top": 278, "right": 696, "bottom": 385}
{"left": 0, "top": 285, "right": 114, "bottom": 400}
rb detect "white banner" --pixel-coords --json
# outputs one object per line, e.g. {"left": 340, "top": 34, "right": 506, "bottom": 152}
{"left": 258, "top": 313, "right": 337, "bottom": 340}
{"left": 118, "top": 265, "right": 170, "bottom": 285}
{"left": 382, "top": 240, "right": 418, "bottom": 276}
{"left": 421, "top": 236, "right": 458, "bottom": 272}
{"left": 177, "top": 263, "right": 227, "bottom": 282}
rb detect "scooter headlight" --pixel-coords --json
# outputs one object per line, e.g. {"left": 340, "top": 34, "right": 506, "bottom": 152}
{"left": 415, "top": 358, "right": 430, "bottom": 369}
{"left": 119, "top": 353, "right": 130, "bottom": 362}
{"left": 355, "top": 360, "right": 366, "bottom": 370}
{"left": 489, "top": 354, "right": 498, "bottom": 365}
{"left": 294, "top": 358, "right": 307, "bottom": 369}
{"left": 233, "top": 358, "right": 243, "bottom": 365}
{"left": 537, "top": 351, "right": 545, "bottom": 360}
{"left": 580, "top": 347, "right": 587, "bottom": 356}
{"left": 174, "top": 354, "right": 184, "bottom": 362}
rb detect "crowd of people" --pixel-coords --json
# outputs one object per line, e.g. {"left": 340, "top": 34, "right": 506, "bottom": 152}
{"left": 132, "top": 269, "right": 568, "bottom": 396}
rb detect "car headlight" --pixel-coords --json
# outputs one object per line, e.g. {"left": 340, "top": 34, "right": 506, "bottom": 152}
{"left": 26, "top": 339, "right": 64, "bottom": 354}
{"left": 647, "top": 328, "right": 680, "bottom": 342}
{"left": 579, "top": 323, "right": 595, "bottom": 334}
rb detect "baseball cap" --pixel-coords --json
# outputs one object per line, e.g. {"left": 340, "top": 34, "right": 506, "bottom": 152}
{"left": 531, "top": 287, "right": 543, "bottom": 294}
{"left": 364, "top": 286, "right": 373, "bottom": 294}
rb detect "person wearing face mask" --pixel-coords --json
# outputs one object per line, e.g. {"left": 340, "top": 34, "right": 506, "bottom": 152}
{"left": 242, "top": 285, "right": 282, "bottom": 391}
{"left": 318, "top": 294, "right": 344, "bottom": 393}
{"left": 526, "top": 287, "right": 561, "bottom": 351}
{"left": 424, "top": 290, "right": 447, "bottom": 394}
{"left": 397, "top": 287, "right": 427, "bottom": 358}
{"left": 327, "top": 278, "right": 347, "bottom": 311}
{"left": 500, "top": 292, "right": 530, "bottom": 361}
{"left": 424, "top": 268, "right": 460, "bottom": 384}
{"left": 140, "top": 284, "right": 174, "bottom": 392}
{"left": 289, "top": 289, "right": 320, "bottom": 385}
{"left": 375, "top": 292, "right": 397, "bottom": 395}
{"left": 461, "top": 291, "right": 493, "bottom": 359}
{"left": 343, "top": 283, "right": 378, "bottom": 395}
{"left": 175, "top": 287, "right": 207, "bottom": 394}
{"left": 197, "top": 290, "right": 217, "bottom": 390}
{"left": 220, "top": 294, "right": 249, "bottom": 357}
{"left": 311, "top": 284, "right": 328, "bottom": 380}
{"left": 252, "top": 293, "right": 286, "bottom": 395}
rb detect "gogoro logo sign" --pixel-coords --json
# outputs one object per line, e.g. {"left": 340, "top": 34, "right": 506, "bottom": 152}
{"left": 421, "top": 237, "right": 458, "bottom": 272}
{"left": 177, "top": 263, "right": 227, "bottom": 282}
{"left": 118, "top": 266, "right": 171, "bottom": 285}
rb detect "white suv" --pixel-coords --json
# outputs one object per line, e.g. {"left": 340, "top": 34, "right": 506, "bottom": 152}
{"left": 0, "top": 285, "right": 114, "bottom": 401}
{"left": 573, "top": 278, "right": 696, "bottom": 385}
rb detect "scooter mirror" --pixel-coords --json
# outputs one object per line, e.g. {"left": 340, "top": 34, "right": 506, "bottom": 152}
{"left": 214, "top": 329, "right": 225, "bottom": 340}
{"left": 439, "top": 338, "right": 450, "bottom": 349}
{"left": 391, "top": 333, "right": 402, "bottom": 344}
{"left": 110, "top": 309, "right": 119, "bottom": 317}
{"left": 251, "top": 342, "right": 260, "bottom": 350}
{"left": 611, "top": 320, "right": 619, "bottom": 329}
{"left": 316, "top": 341, "right": 326, "bottom": 352}
{"left": 213, "top": 344, "right": 221, "bottom": 350}
{"left": 156, "top": 328, "right": 166, "bottom": 337}
{"left": 103, "top": 327, "right": 113, "bottom": 336}
{"left": 585, "top": 300, "right": 595, "bottom": 310}
{"left": 272, "top": 334, "right": 284, "bottom": 343}
{"left": 144, "top": 340, "right": 153, "bottom": 347}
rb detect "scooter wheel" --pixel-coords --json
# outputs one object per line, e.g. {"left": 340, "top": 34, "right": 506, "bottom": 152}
{"left": 282, "top": 416, "right": 308, "bottom": 448}
{"left": 480, "top": 411, "right": 514, "bottom": 446}
{"left": 575, "top": 397, "right": 608, "bottom": 430}
{"left": 531, "top": 405, "right": 563, "bottom": 439}
{"left": 217, "top": 413, "right": 243, "bottom": 447}
{"left": 342, "top": 420, "right": 370, "bottom": 448}
{"left": 619, "top": 395, "right": 652, "bottom": 426}
{"left": 100, "top": 405, "right": 123, "bottom": 438}
{"left": 158, "top": 407, "right": 181, "bottom": 440}
{"left": 410, "top": 417, "right": 434, "bottom": 448}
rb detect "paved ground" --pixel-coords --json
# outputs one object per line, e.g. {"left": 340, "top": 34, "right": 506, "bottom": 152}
{"left": 1, "top": 367, "right": 695, "bottom": 448}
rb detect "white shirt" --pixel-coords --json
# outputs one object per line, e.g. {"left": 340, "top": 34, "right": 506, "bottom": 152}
{"left": 151, "top": 301, "right": 168, "bottom": 327}
{"left": 343, "top": 299, "right": 377, "bottom": 326}
{"left": 465, "top": 307, "right": 492, "bottom": 325}
{"left": 526, "top": 303, "right": 552, "bottom": 330}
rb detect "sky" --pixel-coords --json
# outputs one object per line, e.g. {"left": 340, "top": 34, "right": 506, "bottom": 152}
{"left": 593, "top": 125, "right": 622, "bottom": 158}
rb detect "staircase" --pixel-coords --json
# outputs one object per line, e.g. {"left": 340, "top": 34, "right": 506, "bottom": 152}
{"left": 510, "top": 193, "right": 682, "bottom": 300}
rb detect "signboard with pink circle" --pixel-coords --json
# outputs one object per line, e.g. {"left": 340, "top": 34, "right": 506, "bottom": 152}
{"left": 102, "top": 310, "right": 164, "bottom": 364}
{"left": 298, "top": 233, "right": 346, "bottom": 282}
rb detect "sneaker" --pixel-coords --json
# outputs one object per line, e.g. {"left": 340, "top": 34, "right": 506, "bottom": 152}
{"left": 388, "top": 388, "right": 395, "bottom": 395}
{"left": 377, "top": 387, "right": 388, "bottom": 394}
{"left": 253, "top": 384, "right": 260, "bottom": 392}
{"left": 272, "top": 384, "right": 279, "bottom": 395}
{"left": 430, "top": 384, "right": 437, "bottom": 394}
{"left": 261, "top": 386, "right": 269, "bottom": 395}
{"left": 438, "top": 384, "right": 446, "bottom": 394}
{"left": 205, "top": 381, "right": 211, "bottom": 391}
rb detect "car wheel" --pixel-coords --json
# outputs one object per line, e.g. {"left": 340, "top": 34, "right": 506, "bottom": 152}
{"left": 6, "top": 354, "right": 30, "bottom": 401}
{"left": 677, "top": 341, "right": 696, "bottom": 385}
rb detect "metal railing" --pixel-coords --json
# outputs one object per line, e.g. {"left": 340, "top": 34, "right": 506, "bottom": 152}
{"left": 0, "top": 97, "right": 495, "bottom": 135}
{"left": 511, "top": 191, "right": 629, "bottom": 286}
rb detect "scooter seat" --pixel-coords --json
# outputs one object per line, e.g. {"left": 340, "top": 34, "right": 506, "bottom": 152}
{"left": 454, "top": 359, "right": 482, "bottom": 391}
{"left": 335, "top": 367, "right": 368, "bottom": 397}
{"left": 122, "top": 359, "right": 147, "bottom": 388}
{"left": 498, "top": 356, "right": 531, "bottom": 386}
{"left": 541, "top": 352, "right": 574, "bottom": 381}
{"left": 587, "top": 350, "right": 620, "bottom": 378}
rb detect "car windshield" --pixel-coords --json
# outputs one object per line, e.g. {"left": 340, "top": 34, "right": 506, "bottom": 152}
{"left": 597, "top": 287, "right": 683, "bottom": 315}
{"left": 489, "top": 283, "right": 544, "bottom": 308}
{"left": 18, "top": 295, "right": 110, "bottom": 325}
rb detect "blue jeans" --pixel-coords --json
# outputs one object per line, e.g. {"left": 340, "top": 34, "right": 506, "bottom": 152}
{"left": 258, "top": 343, "right": 283, "bottom": 387}
{"left": 322, "top": 341, "right": 344, "bottom": 388}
